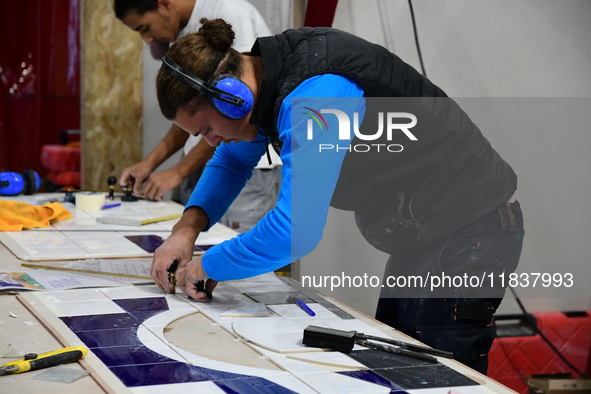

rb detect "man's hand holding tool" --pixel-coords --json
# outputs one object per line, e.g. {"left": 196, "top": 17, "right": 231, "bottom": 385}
{"left": 166, "top": 257, "right": 215, "bottom": 301}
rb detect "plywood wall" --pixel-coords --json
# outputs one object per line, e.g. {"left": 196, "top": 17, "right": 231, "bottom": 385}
{"left": 80, "top": 0, "right": 142, "bottom": 191}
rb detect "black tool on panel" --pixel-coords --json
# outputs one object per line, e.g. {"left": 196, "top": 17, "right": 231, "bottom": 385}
{"left": 107, "top": 176, "right": 117, "bottom": 200}
{"left": 121, "top": 184, "right": 138, "bottom": 202}
{"left": 354, "top": 331, "right": 453, "bottom": 358}
{"left": 167, "top": 259, "right": 210, "bottom": 299}
{"left": 355, "top": 339, "right": 436, "bottom": 363}
{"left": 167, "top": 260, "right": 179, "bottom": 294}
{"left": 303, "top": 325, "right": 452, "bottom": 362}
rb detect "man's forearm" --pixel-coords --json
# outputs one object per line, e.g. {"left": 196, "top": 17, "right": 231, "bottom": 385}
{"left": 173, "top": 206, "right": 210, "bottom": 241}
{"left": 143, "top": 124, "right": 191, "bottom": 169}
{"left": 172, "top": 137, "right": 216, "bottom": 179}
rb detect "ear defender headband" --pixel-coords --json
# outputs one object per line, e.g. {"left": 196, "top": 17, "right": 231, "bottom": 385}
{"left": 161, "top": 55, "right": 254, "bottom": 119}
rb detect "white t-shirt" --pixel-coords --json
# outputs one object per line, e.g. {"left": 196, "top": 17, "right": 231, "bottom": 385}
{"left": 178, "top": 0, "right": 281, "bottom": 169}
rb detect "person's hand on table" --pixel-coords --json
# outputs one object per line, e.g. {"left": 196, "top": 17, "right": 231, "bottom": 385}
{"left": 176, "top": 255, "right": 218, "bottom": 302}
{"left": 140, "top": 167, "right": 184, "bottom": 201}
{"left": 151, "top": 206, "right": 211, "bottom": 296}
{"left": 119, "top": 160, "right": 154, "bottom": 196}
{"left": 151, "top": 230, "right": 197, "bottom": 294}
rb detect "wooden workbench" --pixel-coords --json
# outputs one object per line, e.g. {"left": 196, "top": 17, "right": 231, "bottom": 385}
{"left": 0, "top": 197, "right": 517, "bottom": 394}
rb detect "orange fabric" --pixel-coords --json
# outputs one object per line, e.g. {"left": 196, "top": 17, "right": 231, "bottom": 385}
{"left": 0, "top": 200, "right": 73, "bottom": 231}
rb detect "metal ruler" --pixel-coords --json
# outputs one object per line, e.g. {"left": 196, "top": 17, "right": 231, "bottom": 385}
{"left": 279, "top": 276, "right": 355, "bottom": 320}
{"left": 21, "top": 263, "right": 151, "bottom": 280}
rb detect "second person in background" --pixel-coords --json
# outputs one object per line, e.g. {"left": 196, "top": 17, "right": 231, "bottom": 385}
{"left": 114, "top": 0, "right": 282, "bottom": 232}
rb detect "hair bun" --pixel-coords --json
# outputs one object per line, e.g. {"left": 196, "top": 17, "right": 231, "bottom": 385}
{"left": 198, "top": 18, "right": 235, "bottom": 52}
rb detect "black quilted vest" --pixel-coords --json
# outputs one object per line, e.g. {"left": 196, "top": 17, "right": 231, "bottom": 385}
{"left": 250, "top": 27, "right": 517, "bottom": 247}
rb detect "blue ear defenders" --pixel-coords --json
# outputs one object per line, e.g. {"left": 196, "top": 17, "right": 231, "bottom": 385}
{"left": 160, "top": 55, "right": 254, "bottom": 119}
{"left": 0, "top": 169, "right": 42, "bottom": 196}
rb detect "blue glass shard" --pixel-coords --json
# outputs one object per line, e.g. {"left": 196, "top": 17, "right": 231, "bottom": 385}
{"left": 338, "top": 370, "right": 406, "bottom": 392}
{"left": 91, "top": 345, "right": 176, "bottom": 367}
{"left": 113, "top": 297, "right": 169, "bottom": 312}
{"left": 214, "top": 377, "right": 299, "bottom": 394}
{"left": 74, "top": 327, "right": 144, "bottom": 348}
{"left": 60, "top": 313, "right": 140, "bottom": 331}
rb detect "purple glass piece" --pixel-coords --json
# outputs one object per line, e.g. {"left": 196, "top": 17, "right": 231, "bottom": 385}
{"left": 214, "top": 377, "right": 297, "bottom": 394}
{"left": 91, "top": 346, "right": 176, "bottom": 367}
{"left": 59, "top": 300, "right": 301, "bottom": 391}
{"left": 124, "top": 234, "right": 215, "bottom": 254}
{"left": 370, "top": 365, "right": 477, "bottom": 390}
{"left": 338, "top": 370, "right": 406, "bottom": 392}
{"left": 214, "top": 377, "right": 299, "bottom": 394}
{"left": 60, "top": 313, "right": 140, "bottom": 331}
{"left": 113, "top": 297, "right": 169, "bottom": 313}
{"left": 109, "top": 362, "right": 208, "bottom": 386}
{"left": 128, "top": 310, "right": 165, "bottom": 323}
{"left": 344, "top": 349, "right": 476, "bottom": 389}
{"left": 75, "top": 327, "right": 144, "bottom": 348}
{"left": 124, "top": 234, "right": 166, "bottom": 253}
{"left": 347, "top": 349, "right": 434, "bottom": 369}
{"left": 109, "top": 362, "right": 259, "bottom": 387}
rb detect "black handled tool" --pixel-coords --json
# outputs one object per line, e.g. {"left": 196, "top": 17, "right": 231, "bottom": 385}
{"left": 193, "top": 279, "right": 212, "bottom": 300}
{"left": 106, "top": 176, "right": 117, "bottom": 200}
{"left": 355, "top": 332, "right": 453, "bottom": 358}
{"left": 303, "top": 325, "right": 452, "bottom": 360}
{"left": 0, "top": 346, "right": 88, "bottom": 376}
{"left": 121, "top": 184, "right": 138, "bottom": 202}
{"left": 194, "top": 279, "right": 207, "bottom": 295}
{"left": 167, "top": 260, "right": 210, "bottom": 299}
{"left": 355, "top": 339, "right": 437, "bottom": 363}
{"left": 167, "top": 260, "right": 179, "bottom": 294}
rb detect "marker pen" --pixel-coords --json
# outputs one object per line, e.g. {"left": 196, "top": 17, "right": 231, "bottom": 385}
{"left": 101, "top": 203, "right": 121, "bottom": 210}
{"left": 295, "top": 299, "right": 316, "bottom": 316}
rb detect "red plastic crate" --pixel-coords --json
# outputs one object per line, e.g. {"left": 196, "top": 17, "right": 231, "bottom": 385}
{"left": 41, "top": 144, "right": 80, "bottom": 172}
{"left": 46, "top": 170, "right": 80, "bottom": 187}
{"left": 488, "top": 311, "right": 591, "bottom": 393}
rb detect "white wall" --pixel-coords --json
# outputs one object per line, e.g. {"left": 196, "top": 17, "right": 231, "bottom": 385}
{"left": 299, "top": 0, "right": 591, "bottom": 317}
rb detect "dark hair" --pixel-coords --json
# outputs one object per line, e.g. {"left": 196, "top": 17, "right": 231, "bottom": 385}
{"left": 157, "top": 18, "right": 243, "bottom": 120}
{"left": 113, "top": 0, "right": 158, "bottom": 20}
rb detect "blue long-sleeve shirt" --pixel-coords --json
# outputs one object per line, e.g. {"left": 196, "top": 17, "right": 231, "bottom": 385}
{"left": 186, "top": 74, "right": 366, "bottom": 281}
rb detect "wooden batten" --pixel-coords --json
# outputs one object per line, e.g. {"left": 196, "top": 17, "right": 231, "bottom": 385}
{"left": 80, "top": 0, "right": 143, "bottom": 191}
